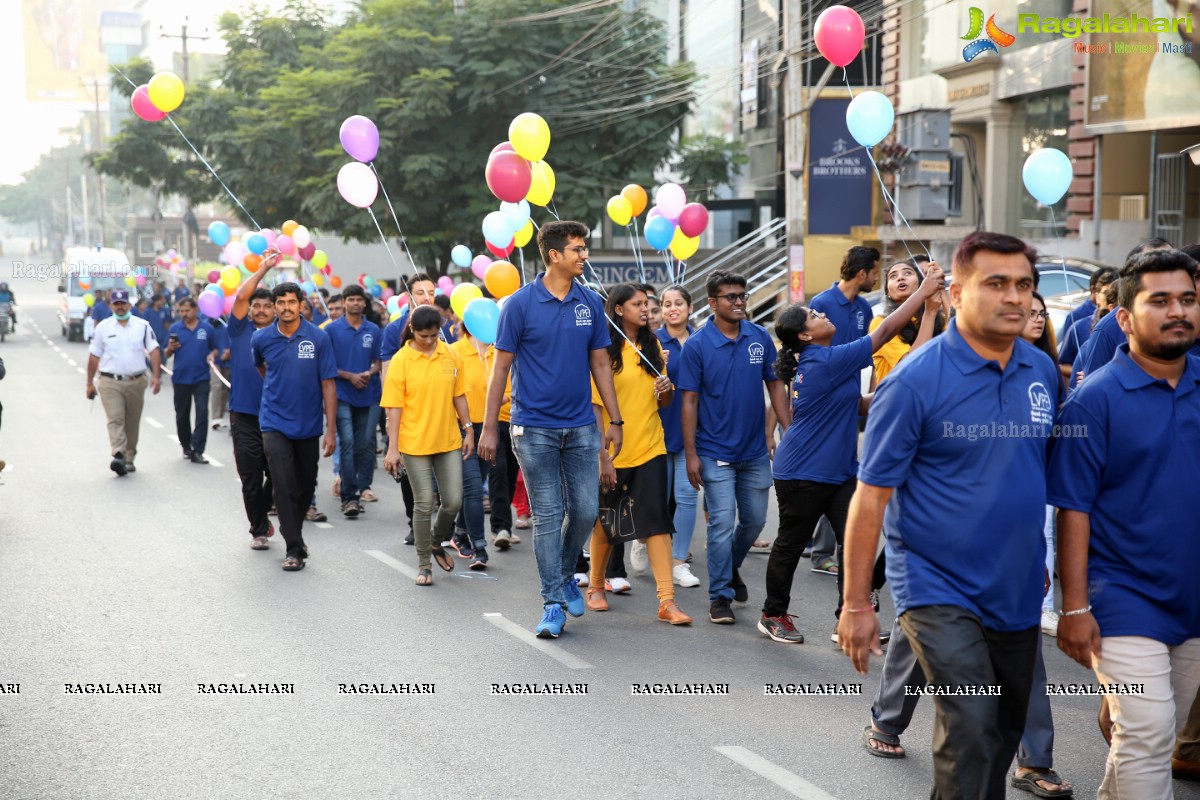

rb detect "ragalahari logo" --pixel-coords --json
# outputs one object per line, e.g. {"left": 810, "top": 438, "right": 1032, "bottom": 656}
{"left": 962, "top": 7, "right": 1016, "bottom": 61}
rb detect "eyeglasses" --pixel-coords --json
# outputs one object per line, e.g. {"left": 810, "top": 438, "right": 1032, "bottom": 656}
{"left": 1029, "top": 310, "right": 1050, "bottom": 320}
{"left": 716, "top": 292, "right": 749, "bottom": 303}
{"left": 560, "top": 246, "right": 589, "bottom": 255}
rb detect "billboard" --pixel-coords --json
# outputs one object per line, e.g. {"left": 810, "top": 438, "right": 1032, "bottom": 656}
{"left": 807, "top": 98, "right": 874, "bottom": 235}
{"left": 1085, "top": 0, "right": 1200, "bottom": 133}
{"left": 23, "top": 0, "right": 109, "bottom": 106}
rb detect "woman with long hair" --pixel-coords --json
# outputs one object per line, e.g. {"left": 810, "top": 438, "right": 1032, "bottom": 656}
{"left": 870, "top": 256, "right": 948, "bottom": 384}
{"left": 1023, "top": 291, "right": 1058, "bottom": 363}
{"left": 381, "top": 305, "right": 473, "bottom": 586}
{"left": 586, "top": 283, "right": 691, "bottom": 625}
{"left": 757, "top": 263, "right": 944, "bottom": 645}
{"left": 656, "top": 285, "right": 701, "bottom": 588}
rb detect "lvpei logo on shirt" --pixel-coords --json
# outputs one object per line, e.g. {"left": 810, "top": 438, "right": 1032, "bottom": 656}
{"left": 1028, "top": 382, "right": 1054, "bottom": 426}
{"left": 574, "top": 304, "right": 593, "bottom": 327}
{"left": 748, "top": 342, "right": 765, "bottom": 365}
{"left": 297, "top": 340, "right": 316, "bottom": 359}
{"left": 362, "top": 333, "right": 374, "bottom": 349}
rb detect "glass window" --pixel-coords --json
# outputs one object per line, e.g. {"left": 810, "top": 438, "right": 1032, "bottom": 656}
{"left": 1017, "top": 90, "right": 1070, "bottom": 239}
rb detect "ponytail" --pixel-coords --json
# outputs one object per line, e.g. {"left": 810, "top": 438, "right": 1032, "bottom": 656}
{"left": 773, "top": 304, "right": 811, "bottom": 385}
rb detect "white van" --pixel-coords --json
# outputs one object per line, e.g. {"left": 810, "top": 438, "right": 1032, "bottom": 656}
{"left": 57, "top": 246, "right": 133, "bottom": 342}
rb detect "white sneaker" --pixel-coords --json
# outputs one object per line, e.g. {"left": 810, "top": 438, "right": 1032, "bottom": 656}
{"left": 574, "top": 572, "right": 589, "bottom": 587}
{"left": 1040, "top": 610, "right": 1060, "bottom": 636}
{"left": 630, "top": 541, "right": 649, "bottom": 575}
{"left": 211, "top": 417, "right": 228, "bottom": 430}
{"left": 672, "top": 563, "right": 700, "bottom": 588}
{"left": 608, "top": 577, "right": 632, "bottom": 594}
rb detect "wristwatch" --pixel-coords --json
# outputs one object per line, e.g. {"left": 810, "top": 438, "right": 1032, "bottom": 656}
{"left": 609, "top": 420, "right": 624, "bottom": 426}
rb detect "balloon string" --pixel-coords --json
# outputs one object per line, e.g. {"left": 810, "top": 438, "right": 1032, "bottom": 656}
{"left": 518, "top": 248, "right": 527, "bottom": 286}
{"left": 1048, "top": 205, "right": 1080, "bottom": 358}
{"left": 369, "top": 163, "right": 420, "bottom": 280}
{"left": 629, "top": 218, "right": 647, "bottom": 284}
{"left": 573, "top": 277, "right": 664, "bottom": 378}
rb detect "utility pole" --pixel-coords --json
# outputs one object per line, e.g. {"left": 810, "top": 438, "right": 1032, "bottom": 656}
{"left": 160, "top": 18, "right": 209, "bottom": 260}
{"left": 83, "top": 77, "right": 107, "bottom": 246}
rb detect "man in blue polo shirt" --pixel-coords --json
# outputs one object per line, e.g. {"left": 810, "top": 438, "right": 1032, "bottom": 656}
{"left": 1051, "top": 248, "right": 1200, "bottom": 799}
{"left": 838, "top": 231, "right": 1058, "bottom": 798}
{"left": 325, "top": 284, "right": 382, "bottom": 518}
{"left": 165, "top": 297, "right": 218, "bottom": 463}
{"left": 228, "top": 253, "right": 278, "bottom": 550}
{"left": 252, "top": 281, "right": 338, "bottom": 571}
{"left": 479, "top": 220, "right": 623, "bottom": 639}
{"left": 144, "top": 294, "right": 170, "bottom": 352}
{"left": 1058, "top": 267, "right": 1117, "bottom": 384}
{"left": 679, "top": 270, "right": 791, "bottom": 626}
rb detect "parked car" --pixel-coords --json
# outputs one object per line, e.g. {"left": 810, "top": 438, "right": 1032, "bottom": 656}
{"left": 57, "top": 246, "right": 132, "bottom": 342}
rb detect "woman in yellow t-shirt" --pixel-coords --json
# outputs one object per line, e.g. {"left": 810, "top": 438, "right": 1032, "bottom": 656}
{"left": 382, "top": 306, "right": 474, "bottom": 585}
{"left": 586, "top": 284, "right": 691, "bottom": 626}
{"left": 869, "top": 257, "right": 949, "bottom": 384}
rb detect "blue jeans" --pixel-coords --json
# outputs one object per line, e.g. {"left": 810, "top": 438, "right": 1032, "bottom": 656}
{"left": 700, "top": 455, "right": 772, "bottom": 602}
{"left": 666, "top": 451, "right": 700, "bottom": 561}
{"left": 456, "top": 446, "right": 491, "bottom": 551}
{"left": 512, "top": 424, "right": 601, "bottom": 608}
{"left": 335, "top": 401, "right": 373, "bottom": 503}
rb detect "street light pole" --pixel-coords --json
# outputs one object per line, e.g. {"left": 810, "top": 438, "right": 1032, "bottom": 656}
{"left": 83, "top": 77, "right": 107, "bottom": 246}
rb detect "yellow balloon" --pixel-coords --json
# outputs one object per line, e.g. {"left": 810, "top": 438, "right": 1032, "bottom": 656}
{"left": 526, "top": 160, "right": 555, "bottom": 207}
{"left": 451, "top": 283, "right": 483, "bottom": 318}
{"left": 311, "top": 250, "right": 328, "bottom": 270}
{"left": 509, "top": 112, "right": 551, "bottom": 162}
{"left": 670, "top": 228, "right": 700, "bottom": 261}
{"left": 83, "top": 292, "right": 95, "bottom": 308}
{"left": 312, "top": 272, "right": 324, "bottom": 287}
{"left": 390, "top": 310, "right": 403, "bottom": 323}
{"left": 147, "top": 71, "right": 185, "bottom": 113}
{"left": 220, "top": 265, "right": 241, "bottom": 291}
{"left": 606, "top": 195, "right": 633, "bottom": 227}
{"left": 513, "top": 219, "right": 535, "bottom": 248}
{"left": 124, "top": 275, "right": 137, "bottom": 287}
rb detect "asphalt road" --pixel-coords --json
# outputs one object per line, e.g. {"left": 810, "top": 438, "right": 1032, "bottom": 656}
{"left": 1, "top": 271, "right": 1197, "bottom": 800}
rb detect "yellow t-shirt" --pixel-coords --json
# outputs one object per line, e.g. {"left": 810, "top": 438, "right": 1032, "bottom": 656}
{"left": 591, "top": 339, "right": 667, "bottom": 469}
{"left": 869, "top": 315, "right": 911, "bottom": 383}
{"left": 380, "top": 340, "right": 466, "bottom": 456}
{"left": 451, "top": 338, "right": 491, "bottom": 423}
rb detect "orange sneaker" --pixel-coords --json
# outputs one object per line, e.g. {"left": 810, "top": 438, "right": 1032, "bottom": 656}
{"left": 586, "top": 587, "right": 608, "bottom": 612}
{"left": 658, "top": 601, "right": 692, "bottom": 625}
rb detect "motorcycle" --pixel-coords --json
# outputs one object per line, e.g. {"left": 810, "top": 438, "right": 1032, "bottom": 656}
{"left": 0, "top": 302, "right": 11, "bottom": 342}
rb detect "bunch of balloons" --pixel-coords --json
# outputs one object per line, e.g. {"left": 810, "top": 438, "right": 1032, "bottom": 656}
{"left": 130, "top": 71, "right": 186, "bottom": 122}
{"left": 480, "top": 198, "right": 535, "bottom": 259}
{"left": 484, "top": 113, "right": 555, "bottom": 210}
{"left": 205, "top": 217, "right": 338, "bottom": 299}
{"left": 637, "top": 183, "right": 709, "bottom": 261}
{"left": 154, "top": 247, "right": 186, "bottom": 273}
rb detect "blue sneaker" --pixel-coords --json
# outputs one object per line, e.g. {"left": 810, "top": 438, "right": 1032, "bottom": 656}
{"left": 562, "top": 577, "right": 586, "bottom": 617}
{"left": 535, "top": 604, "right": 566, "bottom": 638}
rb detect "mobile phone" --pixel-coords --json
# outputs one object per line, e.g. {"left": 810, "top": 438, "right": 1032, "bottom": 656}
{"left": 169, "top": 333, "right": 179, "bottom": 343}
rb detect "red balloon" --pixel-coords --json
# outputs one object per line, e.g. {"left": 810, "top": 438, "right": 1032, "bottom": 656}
{"left": 298, "top": 242, "right": 316, "bottom": 260}
{"left": 677, "top": 203, "right": 710, "bottom": 238}
{"left": 322, "top": 264, "right": 332, "bottom": 276}
{"left": 486, "top": 238, "right": 515, "bottom": 258}
{"left": 131, "top": 85, "right": 166, "bottom": 122}
{"left": 491, "top": 141, "right": 515, "bottom": 157}
{"left": 814, "top": 5, "right": 866, "bottom": 67}
{"left": 485, "top": 151, "right": 533, "bottom": 203}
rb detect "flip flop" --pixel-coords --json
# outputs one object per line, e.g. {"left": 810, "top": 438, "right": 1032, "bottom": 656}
{"left": 431, "top": 546, "right": 454, "bottom": 572}
{"left": 1010, "top": 769, "right": 1073, "bottom": 798}
{"left": 415, "top": 569, "right": 433, "bottom": 586}
{"left": 862, "top": 725, "right": 905, "bottom": 759}
{"left": 281, "top": 556, "right": 305, "bottom": 571}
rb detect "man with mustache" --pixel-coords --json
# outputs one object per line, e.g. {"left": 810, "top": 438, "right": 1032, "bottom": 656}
{"left": 1050, "top": 248, "right": 1200, "bottom": 799}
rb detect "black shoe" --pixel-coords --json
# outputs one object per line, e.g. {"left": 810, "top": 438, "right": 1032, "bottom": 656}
{"left": 189, "top": 452, "right": 209, "bottom": 464}
{"left": 731, "top": 569, "right": 749, "bottom": 604}
{"left": 110, "top": 452, "right": 127, "bottom": 476}
{"left": 709, "top": 598, "right": 735, "bottom": 624}
{"left": 404, "top": 531, "right": 414, "bottom": 546}
{"left": 125, "top": 464, "right": 137, "bottom": 473}
{"left": 182, "top": 448, "right": 193, "bottom": 460}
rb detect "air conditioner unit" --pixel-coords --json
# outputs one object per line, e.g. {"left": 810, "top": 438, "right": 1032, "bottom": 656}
{"left": 1118, "top": 195, "right": 1147, "bottom": 221}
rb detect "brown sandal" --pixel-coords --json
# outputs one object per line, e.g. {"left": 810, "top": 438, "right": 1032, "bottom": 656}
{"left": 250, "top": 536, "right": 269, "bottom": 550}
{"left": 431, "top": 546, "right": 454, "bottom": 572}
{"left": 281, "top": 556, "right": 305, "bottom": 571}
{"left": 415, "top": 569, "right": 433, "bottom": 586}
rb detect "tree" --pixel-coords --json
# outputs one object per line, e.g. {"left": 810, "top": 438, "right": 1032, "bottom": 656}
{"left": 0, "top": 133, "right": 90, "bottom": 244}
{"left": 94, "top": 0, "right": 696, "bottom": 273}
{"left": 676, "top": 135, "right": 749, "bottom": 202}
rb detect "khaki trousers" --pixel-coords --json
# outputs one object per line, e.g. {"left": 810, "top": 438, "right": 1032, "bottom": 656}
{"left": 98, "top": 374, "right": 147, "bottom": 463}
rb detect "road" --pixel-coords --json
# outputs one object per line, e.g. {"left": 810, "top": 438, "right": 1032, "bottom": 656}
{"left": 1, "top": 271, "right": 1196, "bottom": 800}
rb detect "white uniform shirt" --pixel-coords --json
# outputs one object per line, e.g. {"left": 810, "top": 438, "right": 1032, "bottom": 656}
{"left": 89, "top": 316, "right": 157, "bottom": 376}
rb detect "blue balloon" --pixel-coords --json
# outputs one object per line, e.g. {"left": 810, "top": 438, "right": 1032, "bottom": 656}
{"left": 208, "top": 220, "right": 231, "bottom": 247}
{"left": 644, "top": 215, "right": 676, "bottom": 251}
{"left": 246, "top": 233, "right": 268, "bottom": 255}
{"left": 450, "top": 244, "right": 472, "bottom": 268}
{"left": 205, "top": 282, "right": 223, "bottom": 295}
{"left": 369, "top": 283, "right": 382, "bottom": 298}
{"left": 482, "top": 211, "right": 515, "bottom": 249}
{"left": 300, "top": 280, "right": 316, "bottom": 295}
{"left": 500, "top": 199, "right": 531, "bottom": 229}
{"left": 462, "top": 298, "right": 500, "bottom": 345}
{"left": 845, "top": 91, "right": 894, "bottom": 148}
{"left": 1022, "top": 148, "right": 1072, "bottom": 206}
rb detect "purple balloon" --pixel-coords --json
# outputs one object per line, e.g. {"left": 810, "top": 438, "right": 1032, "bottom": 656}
{"left": 340, "top": 115, "right": 380, "bottom": 163}
{"left": 197, "top": 290, "right": 224, "bottom": 319}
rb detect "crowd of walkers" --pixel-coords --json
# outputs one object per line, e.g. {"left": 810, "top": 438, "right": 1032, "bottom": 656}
{"left": 84, "top": 222, "right": 1200, "bottom": 799}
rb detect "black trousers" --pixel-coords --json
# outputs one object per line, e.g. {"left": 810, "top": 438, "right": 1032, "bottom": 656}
{"left": 764, "top": 477, "right": 856, "bottom": 618}
{"left": 231, "top": 412, "right": 273, "bottom": 538}
{"left": 173, "top": 381, "right": 210, "bottom": 454}
{"left": 487, "top": 421, "right": 520, "bottom": 533}
{"left": 262, "top": 431, "right": 319, "bottom": 559}
{"left": 900, "top": 605, "right": 1039, "bottom": 800}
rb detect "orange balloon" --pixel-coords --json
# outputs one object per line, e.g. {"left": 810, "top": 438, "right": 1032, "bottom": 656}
{"left": 281, "top": 219, "right": 299, "bottom": 236}
{"left": 484, "top": 260, "right": 521, "bottom": 298}
{"left": 621, "top": 184, "right": 648, "bottom": 217}
{"left": 243, "top": 253, "right": 263, "bottom": 271}
{"left": 330, "top": 275, "right": 342, "bottom": 288}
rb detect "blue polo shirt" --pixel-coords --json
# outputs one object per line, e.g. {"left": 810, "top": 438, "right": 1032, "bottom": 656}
{"left": 494, "top": 274, "right": 609, "bottom": 428}
{"left": 676, "top": 319, "right": 778, "bottom": 463}
{"left": 809, "top": 282, "right": 873, "bottom": 345}
{"left": 774, "top": 337, "right": 873, "bottom": 483}
{"left": 656, "top": 326, "right": 694, "bottom": 454}
{"left": 210, "top": 319, "right": 231, "bottom": 366}
{"left": 145, "top": 305, "right": 170, "bottom": 350}
{"left": 325, "top": 316, "right": 382, "bottom": 407}
{"left": 1063, "top": 298, "right": 1096, "bottom": 332}
{"left": 252, "top": 319, "right": 338, "bottom": 440}
{"left": 1058, "top": 315, "right": 1095, "bottom": 385}
{"left": 173, "top": 287, "right": 190, "bottom": 304}
{"left": 1074, "top": 310, "right": 1126, "bottom": 381}
{"left": 92, "top": 300, "right": 112, "bottom": 323}
{"left": 1048, "top": 348, "right": 1200, "bottom": 645}
{"left": 168, "top": 319, "right": 217, "bottom": 385}
{"left": 227, "top": 314, "right": 266, "bottom": 416}
{"left": 858, "top": 320, "right": 1057, "bottom": 631}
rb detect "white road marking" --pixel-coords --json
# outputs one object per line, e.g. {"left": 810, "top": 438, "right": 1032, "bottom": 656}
{"left": 482, "top": 613, "right": 594, "bottom": 670}
{"left": 145, "top": 417, "right": 163, "bottom": 429}
{"left": 66, "top": 359, "right": 77, "bottom": 367}
{"left": 75, "top": 367, "right": 84, "bottom": 374}
{"left": 713, "top": 747, "right": 840, "bottom": 800}
{"left": 169, "top": 435, "right": 180, "bottom": 444}
{"left": 1, "top": 463, "right": 12, "bottom": 472}
{"left": 52, "top": 346, "right": 61, "bottom": 353}
{"left": 313, "top": 522, "right": 333, "bottom": 529}
{"left": 365, "top": 549, "right": 417, "bottom": 579}
{"left": 205, "top": 455, "right": 224, "bottom": 468}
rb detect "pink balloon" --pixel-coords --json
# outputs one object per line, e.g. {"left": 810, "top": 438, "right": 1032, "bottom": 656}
{"left": 471, "top": 255, "right": 491, "bottom": 280}
{"left": 276, "top": 234, "right": 295, "bottom": 255}
{"left": 380, "top": 287, "right": 395, "bottom": 301}
{"left": 260, "top": 228, "right": 277, "bottom": 246}
{"left": 223, "top": 293, "right": 237, "bottom": 315}
{"left": 814, "top": 5, "right": 866, "bottom": 67}
{"left": 678, "top": 203, "right": 710, "bottom": 238}
{"left": 131, "top": 85, "right": 166, "bottom": 122}
{"left": 223, "top": 242, "right": 245, "bottom": 267}
{"left": 437, "top": 276, "right": 455, "bottom": 294}
{"left": 491, "top": 141, "right": 515, "bottom": 157}
{"left": 207, "top": 269, "right": 220, "bottom": 284}
{"left": 656, "top": 183, "right": 686, "bottom": 220}
{"left": 135, "top": 274, "right": 147, "bottom": 287}
{"left": 485, "top": 151, "right": 533, "bottom": 204}
{"left": 299, "top": 243, "right": 316, "bottom": 261}
{"left": 337, "top": 161, "right": 379, "bottom": 208}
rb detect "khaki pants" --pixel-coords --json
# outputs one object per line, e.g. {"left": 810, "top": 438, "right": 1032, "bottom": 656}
{"left": 1176, "top": 687, "right": 1200, "bottom": 762}
{"left": 98, "top": 374, "right": 147, "bottom": 463}
{"left": 209, "top": 365, "right": 230, "bottom": 421}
